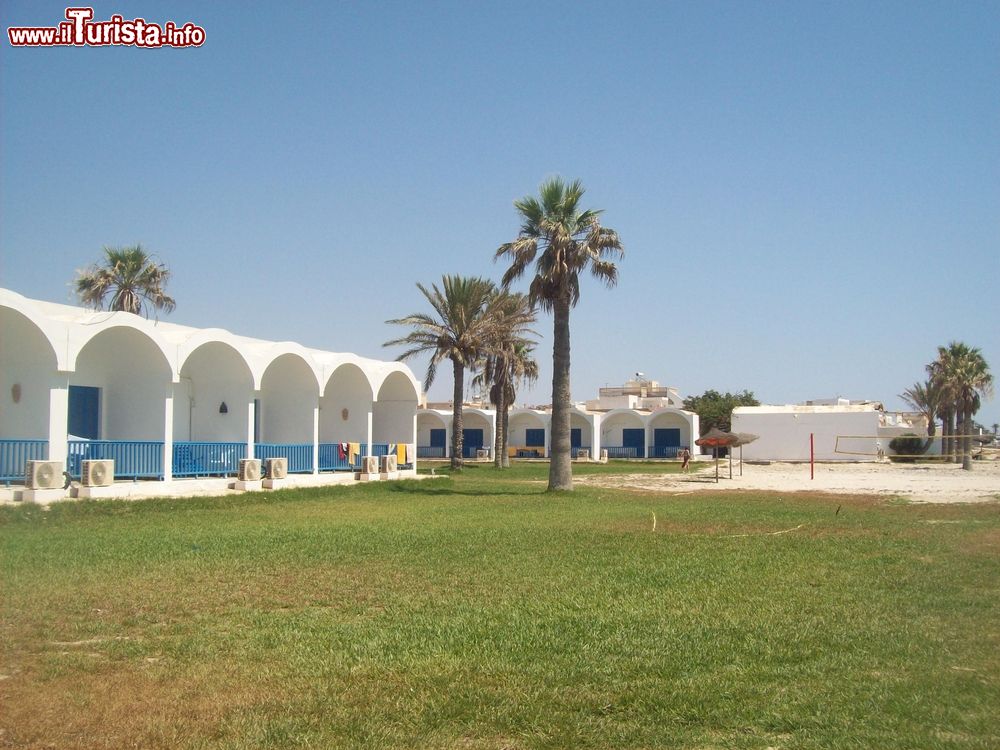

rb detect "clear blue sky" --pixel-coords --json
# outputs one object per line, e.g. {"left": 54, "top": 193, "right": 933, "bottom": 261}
{"left": 2, "top": 1, "right": 998, "bottom": 427}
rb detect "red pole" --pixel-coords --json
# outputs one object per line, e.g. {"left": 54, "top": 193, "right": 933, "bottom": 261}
{"left": 810, "top": 433, "right": 815, "bottom": 480}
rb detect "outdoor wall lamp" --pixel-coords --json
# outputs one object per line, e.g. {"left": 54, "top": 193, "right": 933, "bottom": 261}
{"left": 11, "top": 383, "right": 21, "bottom": 403}
{"left": 219, "top": 402, "right": 228, "bottom": 414}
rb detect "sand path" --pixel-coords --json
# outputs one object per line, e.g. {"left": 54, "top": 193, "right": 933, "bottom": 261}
{"left": 575, "top": 458, "right": 1000, "bottom": 503}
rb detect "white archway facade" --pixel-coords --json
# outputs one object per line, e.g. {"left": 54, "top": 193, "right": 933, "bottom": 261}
{"left": 646, "top": 408, "right": 699, "bottom": 458}
{"left": 0, "top": 289, "right": 419, "bottom": 495}
{"left": 507, "top": 409, "right": 550, "bottom": 458}
{"left": 416, "top": 410, "right": 451, "bottom": 458}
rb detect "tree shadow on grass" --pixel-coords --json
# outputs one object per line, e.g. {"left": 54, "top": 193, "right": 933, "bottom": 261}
{"left": 386, "top": 480, "right": 544, "bottom": 498}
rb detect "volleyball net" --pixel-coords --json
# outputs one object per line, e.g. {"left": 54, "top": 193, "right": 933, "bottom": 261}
{"left": 833, "top": 434, "right": 953, "bottom": 460}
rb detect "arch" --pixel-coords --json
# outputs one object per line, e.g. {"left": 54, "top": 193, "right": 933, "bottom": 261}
{"left": 176, "top": 341, "right": 255, "bottom": 443}
{"left": 646, "top": 407, "right": 697, "bottom": 457}
{"left": 258, "top": 343, "right": 323, "bottom": 393}
{"left": 568, "top": 407, "right": 598, "bottom": 456}
{"left": 0, "top": 292, "right": 64, "bottom": 371}
{"left": 68, "top": 317, "right": 178, "bottom": 382}
{"left": 321, "top": 362, "right": 374, "bottom": 444}
{"left": 258, "top": 352, "right": 319, "bottom": 443}
{"left": 507, "top": 409, "right": 549, "bottom": 457}
{"left": 0, "top": 305, "right": 60, "bottom": 440}
{"left": 177, "top": 330, "right": 257, "bottom": 389}
{"left": 599, "top": 408, "right": 646, "bottom": 458}
{"left": 416, "top": 410, "right": 449, "bottom": 457}
{"left": 373, "top": 367, "right": 420, "bottom": 402}
{"left": 459, "top": 408, "right": 495, "bottom": 457}
{"left": 71, "top": 326, "right": 174, "bottom": 441}
{"left": 372, "top": 370, "right": 419, "bottom": 445}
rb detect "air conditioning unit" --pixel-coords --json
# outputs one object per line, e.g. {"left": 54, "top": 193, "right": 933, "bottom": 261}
{"left": 239, "top": 459, "right": 261, "bottom": 481}
{"left": 25, "top": 460, "right": 64, "bottom": 490}
{"left": 380, "top": 454, "right": 397, "bottom": 473}
{"left": 576, "top": 449, "right": 590, "bottom": 460}
{"left": 361, "top": 456, "right": 378, "bottom": 474}
{"left": 476, "top": 449, "right": 489, "bottom": 460}
{"left": 264, "top": 457, "right": 288, "bottom": 480}
{"left": 81, "top": 459, "right": 114, "bottom": 487}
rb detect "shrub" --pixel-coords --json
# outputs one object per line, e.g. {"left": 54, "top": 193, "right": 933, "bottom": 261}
{"left": 889, "top": 433, "right": 926, "bottom": 462}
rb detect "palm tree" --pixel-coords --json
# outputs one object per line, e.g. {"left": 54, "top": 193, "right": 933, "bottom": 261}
{"left": 384, "top": 275, "right": 504, "bottom": 471}
{"left": 930, "top": 342, "right": 994, "bottom": 470}
{"left": 74, "top": 245, "right": 176, "bottom": 317}
{"left": 900, "top": 378, "right": 945, "bottom": 453}
{"left": 496, "top": 177, "right": 623, "bottom": 491}
{"left": 474, "top": 294, "right": 539, "bottom": 468}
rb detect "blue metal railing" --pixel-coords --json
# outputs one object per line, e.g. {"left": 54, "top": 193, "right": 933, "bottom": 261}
{"left": 317, "top": 442, "right": 367, "bottom": 471}
{"left": 173, "top": 442, "right": 245, "bottom": 477}
{"left": 1, "top": 439, "right": 49, "bottom": 484}
{"left": 648, "top": 446, "right": 684, "bottom": 459}
{"left": 254, "top": 443, "right": 314, "bottom": 474}
{"left": 603, "top": 446, "right": 641, "bottom": 459}
{"left": 67, "top": 440, "right": 164, "bottom": 480}
{"left": 417, "top": 446, "right": 445, "bottom": 458}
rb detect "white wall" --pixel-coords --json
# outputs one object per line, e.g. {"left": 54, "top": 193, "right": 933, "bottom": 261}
{"left": 259, "top": 355, "right": 317, "bottom": 443}
{"left": 417, "top": 412, "right": 448, "bottom": 446}
{"left": 507, "top": 413, "right": 547, "bottom": 447}
{"left": 320, "top": 364, "right": 373, "bottom": 443}
{"left": 647, "top": 411, "right": 694, "bottom": 449}
{"left": 732, "top": 409, "right": 881, "bottom": 461}
{"left": 74, "top": 328, "right": 171, "bottom": 441}
{"left": 0, "top": 308, "right": 57, "bottom": 439}
{"left": 175, "top": 343, "right": 254, "bottom": 442}
{"left": 599, "top": 412, "right": 644, "bottom": 447}
{"left": 372, "top": 372, "right": 418, "bottom": 444}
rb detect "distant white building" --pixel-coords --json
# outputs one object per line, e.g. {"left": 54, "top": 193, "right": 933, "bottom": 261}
{"left": 0, "top": 289, "right": 420, "bottom": 500}
{"left": 732, "top": 399, "right": 930, "bottom": 461}
{"left": 417, "top": 375, "right": 699, "bottom": 460}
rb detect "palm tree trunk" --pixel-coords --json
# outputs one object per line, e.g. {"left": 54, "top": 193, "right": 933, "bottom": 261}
{"left": 548, "top": 296, "right": 573, "bottom": 491}
{"left": 961, "top": 404, "right": 973, "bottom": 470}
{"left": 451, "top": 357, "right": 464, "bottom": 471}
{"left": 501, "top": 403, "right": 511, "bottom": 469}
{"left": 494, "top": 385, "right": 504, "bottom": 469}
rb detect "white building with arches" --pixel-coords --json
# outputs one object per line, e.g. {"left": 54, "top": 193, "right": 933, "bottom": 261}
{"left": 415, "top": 376, "right": 698, "bottom": 460}
{"left": 0, "top": 289, "right": 419, "bottom": 498}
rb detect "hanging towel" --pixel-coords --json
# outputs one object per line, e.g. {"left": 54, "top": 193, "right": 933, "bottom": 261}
{"left": 404, "top": 443, "right": 414, "bottom": 464}
{"left": 397, "top": 443, "right": 406, "bottom": 464}
{"left": 388, "top": 443, "right": 396, "bottom": 459}
{"left": 338, "top": 443, "right": 347, "bottom": 461}
{"left": 348, "top": 442, "right": 360, "bottom": 465}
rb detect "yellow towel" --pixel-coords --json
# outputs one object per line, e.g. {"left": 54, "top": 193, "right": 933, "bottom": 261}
{"left": 397, "top": 443, "right": 406, "bottom": 464}
{"left": 348, "top": 442, "right": 360, "bottom": 464}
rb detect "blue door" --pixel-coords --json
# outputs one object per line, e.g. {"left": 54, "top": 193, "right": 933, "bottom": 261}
{"left": 654, "top": 428, "right": 681, "bottom": 457}
{"left": 571, "top": 428, "right": 582, "bottom": 448}
{"left": 68, "top": 385, "right": 100, "bottom": 439}
{"left": 622, "top": 428, "right": 645, "bottom": 458}
{"left": 463, "top": 428, "right": 484, "bottom": 458}
{"left": 430, "top": 428, "right": 446, "bottom": 457}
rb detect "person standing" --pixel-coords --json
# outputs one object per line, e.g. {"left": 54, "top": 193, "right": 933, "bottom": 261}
{"left": 681, "top": 447, "right": 691, "bottom": 473}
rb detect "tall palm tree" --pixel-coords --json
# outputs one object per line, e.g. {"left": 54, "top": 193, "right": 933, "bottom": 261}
{"left": 930, "top": 342, "right": 994, "bottom": 470}
{"left": 384, "top": 275, "right": 504, "bottom": 471}
{"left": 74, "top": 245, "right": 176, "bottom": 317}
{"left": 496, "top": 177, "right": 623, "bottom": 491}
{"left": 474, "top": 295, "right": 539, "bottom": 468}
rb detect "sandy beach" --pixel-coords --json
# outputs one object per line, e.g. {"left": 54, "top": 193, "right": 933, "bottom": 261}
{"left": 575, "top": 457, "right": 1000, "bottom": 503}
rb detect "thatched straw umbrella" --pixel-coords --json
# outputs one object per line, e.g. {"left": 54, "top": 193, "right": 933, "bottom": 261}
{"left": 731, "top": 433, "right": 759, "bottom": 477}
{"left": 695, "top": 427, "right": 739, "bottom": 483}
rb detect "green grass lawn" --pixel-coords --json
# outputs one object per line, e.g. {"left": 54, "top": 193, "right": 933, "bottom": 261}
{"left": 2, "top": 464, "right": 998, "bottom": 749}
